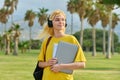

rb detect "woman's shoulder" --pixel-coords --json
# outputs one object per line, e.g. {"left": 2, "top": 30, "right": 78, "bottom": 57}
{"left": 65, "top": 34, "right": 79, "bottom": 43}
{"left": 65, "top": 34, "right": 76, "bottom": 39}
{"left": 41, "top": 36, "right": 51, "bottom": 43}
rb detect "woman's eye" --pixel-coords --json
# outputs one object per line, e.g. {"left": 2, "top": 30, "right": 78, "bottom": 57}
{"left": 55, "top": 19, "right": 59, "bottom": 21}
{"left": 55, "top": 19, "right": 65, "bottom": 21}
{"left": 62, "top": 19, "right": 65, "bottom": 21}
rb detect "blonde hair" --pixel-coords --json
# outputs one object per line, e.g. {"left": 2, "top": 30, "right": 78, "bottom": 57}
{"left": 39, "top": 9, "right": 66, "bottom": 39}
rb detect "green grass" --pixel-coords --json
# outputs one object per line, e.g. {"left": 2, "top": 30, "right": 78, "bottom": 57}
{"left": 74, "top": 52, "right": 120, "bottom": 80}
{"left": 0, "top": 50, "right": 120, "bottom": 80}
{"left": 0, "top": 50, "right": 39, "bottom": 80}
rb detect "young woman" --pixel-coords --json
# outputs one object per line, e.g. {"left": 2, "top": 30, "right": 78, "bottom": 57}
{"left": 38, "top": 9, "right": 86, "bottom": 80}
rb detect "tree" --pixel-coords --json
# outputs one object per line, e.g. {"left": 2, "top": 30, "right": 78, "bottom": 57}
{"left": 3, "top": 0, "right": 18, "bottom": 23}
{"left": 19, "top": 41, "right": 29, "bottom": 53}
{"left": 102, "top": 0, "right": 120, "bottom": 6}
{"left": 0, "top": 35, "right": 4, "bottom": 51}
{"left": 100, "top": 11, "right": 109, "bottom": 55}
{"left": 87, "top": 9, "right": 100, "bottom": 56}
{"left": 24, "top": 10, "right": 36, "bottom": 51}
{"left": 1, "top": 0, "right": 18, "bottom": 55}
{"left": 37, "top": 8, "right": 48, "bottom": 27}
{"left": 105, "top": 5, "right": 115, "bottom": 59}
{"left": 96, "top": 2, "right": 109, "bottom": 55}
{"left": 11, "top": 23, "right": 22, "bottom": 55}
{"left": 67, "top": 0, "right": 76, "bottom": 34}
{"left": 98, "top": 0, "right": 120, "bottom": 59}
{"left": 73, "top": 28, "right": 119, "bottom": 53}
{"left": 0, "top": 8, "right": 9, "bottom": 54}
{"left": 111, "top": 13, "right": 120, "bottom": 55}
{"left": 3, "top": 29, "right": 13, "bottom": 55}
{"left": 0, "top": 8, "right": 8, "bottom": 31}
{"left": 75, "top": 0, "right": 93, "bottom": 47}
{"left": 9, "top": 0, "right": 18, "bottom": 23}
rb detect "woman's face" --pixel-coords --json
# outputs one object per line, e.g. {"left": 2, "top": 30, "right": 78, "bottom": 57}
{"left": 52, "top": 14, "right": 66, "bottom": 31}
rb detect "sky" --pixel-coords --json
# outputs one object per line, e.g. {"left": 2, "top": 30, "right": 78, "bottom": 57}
{"left": 0, "top": 0, "right": 77, "bottom": 40}
{"left": 0, "top": 0, "right": 120, "bottom": 41}
{"left": 0, "top": 0, "right": 70, "bottom": 21}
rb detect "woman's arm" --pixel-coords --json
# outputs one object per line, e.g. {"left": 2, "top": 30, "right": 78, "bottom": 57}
{"left": 38, "top": 58, "right": 58, "bottom": 68}
{"left": 60, "top": 62, "right": 85, "bottom": 69}
{"left": 50, "top": 62, "right": 85, "bottom": 73}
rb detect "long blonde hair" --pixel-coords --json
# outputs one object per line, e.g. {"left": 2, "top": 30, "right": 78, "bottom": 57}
{"left": 39, "top": 9, "right": 66, "bottom": 39}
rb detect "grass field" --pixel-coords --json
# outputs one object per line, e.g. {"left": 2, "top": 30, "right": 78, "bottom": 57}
{"left": 0, "top": 50, "right": 120, "bottom": 80}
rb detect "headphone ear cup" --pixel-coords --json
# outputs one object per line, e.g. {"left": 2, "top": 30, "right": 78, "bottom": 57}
{"left": 65, "top": 23, "right": 67, "bottom": 27}
{"left": 48, "top": 19, "right": 53, "bottom": 28}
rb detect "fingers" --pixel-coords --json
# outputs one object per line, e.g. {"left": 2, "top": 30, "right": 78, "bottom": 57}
{"left": 50, "top": 64, "right": 60, "bottom": 73}
{"left": 47, "top": 58, "right": 58, "bottom": 66}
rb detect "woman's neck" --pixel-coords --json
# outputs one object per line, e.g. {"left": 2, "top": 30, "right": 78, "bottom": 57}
{"left": 54, "top": 30, "right": 66, "bottom": 38}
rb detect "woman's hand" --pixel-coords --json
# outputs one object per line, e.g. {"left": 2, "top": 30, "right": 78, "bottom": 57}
{"left": 47, "top": 58, "right": 57, "bottom": 66}
{"left": 50, "top": 64, "right": 61, "bottom": 73}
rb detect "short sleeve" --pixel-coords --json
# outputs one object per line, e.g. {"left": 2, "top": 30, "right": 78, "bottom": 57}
{"left": 74, "top": 45, "right": 86, "bottom": 62}
{"left": 38, "top": 38, "right": 48, "bottom": 61}
{"left": 72, "top": 36, "right": 86, "bottom": 62}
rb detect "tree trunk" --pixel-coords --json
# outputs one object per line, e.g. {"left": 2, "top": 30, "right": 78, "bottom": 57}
{"left": 103, "top": 28, "right": 106, "bottom": 55}
{"left": 13, "top": 37, "right": 19, "bottom": 55}
{"left": 29, "top": 27, "right": 32, "bottom": 52}
{"left": 86, "top": 47, "right": 90, "bottom": 52}
{"left": 71, "top": 14, "right": 73, "bottom": 34}
{"left": 80, "top": 16, "right": 84, "bottom": 47}
{"left": 4, "top": 24, "right": 7, "bottom": 55}
{"left": 92, "top": 26, "right": 96, "bottom": 56}
{"left": 5, "top": 38, "right": 10, "bottom": 55}
{"left": 111, "top": 29, "right": 114, "bottom": 55}
{"left": 106, "top": 11, "right": 112, "bottom": 59}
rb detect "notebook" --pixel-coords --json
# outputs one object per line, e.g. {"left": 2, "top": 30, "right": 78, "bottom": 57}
{"left": 55, "top": 41, "right": 78, "bottom": 74}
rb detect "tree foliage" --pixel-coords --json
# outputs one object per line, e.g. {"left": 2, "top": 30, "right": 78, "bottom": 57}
{"left": 102, "top": 0, "right": 120, "bottom": 6}
{"left": 73, "top": 28, "right": 119, "bottom": 52}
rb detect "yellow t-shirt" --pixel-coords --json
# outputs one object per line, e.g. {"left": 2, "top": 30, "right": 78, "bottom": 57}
{"left": 38, "top": 35, "right": 86, "bottom": 80}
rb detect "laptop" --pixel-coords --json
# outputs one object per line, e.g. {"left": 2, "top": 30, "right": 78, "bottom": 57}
{"left": 55, "top": 41, "right": 78, "bottom": 74}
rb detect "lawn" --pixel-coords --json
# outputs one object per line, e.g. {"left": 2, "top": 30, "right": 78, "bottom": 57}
{"left": 0, "top": 50, "right": 120, "bottom": 80}
{"left": 74, "top": 52, "right": 120, "bottom": 80}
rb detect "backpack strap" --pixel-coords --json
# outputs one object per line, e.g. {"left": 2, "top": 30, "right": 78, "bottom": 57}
{"left": 44, "top": 36, "right": 52, "bottom": 61}
{"left": 45, "top": 36, "right": 52, "bottom": 50}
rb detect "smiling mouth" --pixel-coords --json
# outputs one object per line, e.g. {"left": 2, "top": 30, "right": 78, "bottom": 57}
{"left": 58, "top": 24, "right": 63, "bottom": 26}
